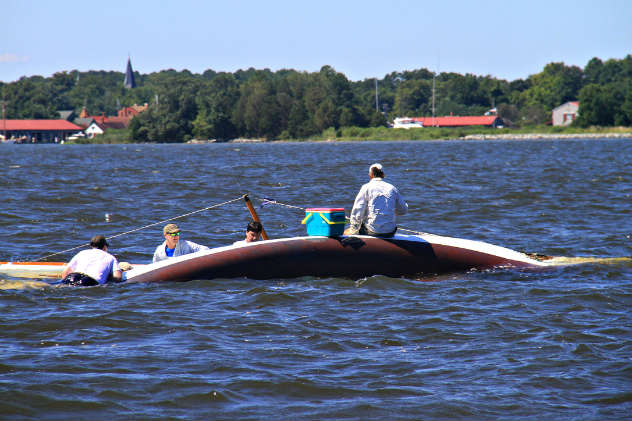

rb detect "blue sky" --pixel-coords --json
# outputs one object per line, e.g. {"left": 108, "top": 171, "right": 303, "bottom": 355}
{"left": 1, "top": 0, "right": 630, "bottom": 83}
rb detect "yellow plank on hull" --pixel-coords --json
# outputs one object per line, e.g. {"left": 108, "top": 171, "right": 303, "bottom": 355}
{"left": 0, "top": 262, "right": 66, "bottom": 280}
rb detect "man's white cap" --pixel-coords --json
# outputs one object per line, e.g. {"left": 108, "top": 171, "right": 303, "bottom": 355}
{"left": 369, "top": 163, "right": 383, "bottom": 172}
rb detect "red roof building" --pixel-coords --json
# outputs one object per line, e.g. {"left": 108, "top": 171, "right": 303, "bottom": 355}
{"left": 118, "top": 103, "right": 148, "bottom": 118}
{"left": 77, "top": 103, "right": 148, "bottom": 130}
{"left": 0, "top": 120, "right": 82, "bottom": 142}
{"left": 91, "top": 115, "right": 131, "bottom": 129}
{"left": 412, "top": 115, "right": 504, "bottom": 128}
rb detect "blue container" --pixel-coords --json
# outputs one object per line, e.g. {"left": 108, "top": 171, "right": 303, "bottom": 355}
{"left": 302, "top": 208, "right": 346, "bottom": 237}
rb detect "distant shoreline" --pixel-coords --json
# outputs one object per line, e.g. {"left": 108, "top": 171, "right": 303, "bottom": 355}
{"left": 200, "top": 132, "right": 632, "bottom": 143}
{"left": 54, "top": 134, "right": 632, "bottom": 145}
{"left": 27, "top": 130, "right": 632, "bottom": 145}
{"left": 282, "top": 132, "right": 632, "bottom": 142}
{"left": 460, "top": 132, "right": 632, "bottom": 141}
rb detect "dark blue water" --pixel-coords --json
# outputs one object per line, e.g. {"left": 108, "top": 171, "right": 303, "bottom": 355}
{"left": 1, "top": 139, "right": 631, "bottom": 420}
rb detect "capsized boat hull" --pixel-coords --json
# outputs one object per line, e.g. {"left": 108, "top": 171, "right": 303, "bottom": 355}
{"left": 0, "top": 233, "right": 549, "bottom": 283}
{"left": 123, "top": 233, "right": 549, "bottom": 283}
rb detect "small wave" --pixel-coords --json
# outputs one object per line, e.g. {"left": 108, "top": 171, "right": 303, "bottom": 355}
{"left": 0, "top": 279, "right": 52, "bottom": 290}
{"left": 545, "top": 256, "right": 632, "bottom": 266}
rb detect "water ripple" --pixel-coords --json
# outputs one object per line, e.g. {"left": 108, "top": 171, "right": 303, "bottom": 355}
{"left": 0, "top": 140, "right": 630, "bottom": 420}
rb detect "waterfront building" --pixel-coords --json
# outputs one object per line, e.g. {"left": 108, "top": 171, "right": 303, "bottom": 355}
{"left": 76, "top": 105, "right": 146, "bottom": 131}
{"left": 85, "top": 121, "right": 106, "bottom": 137}
{"left": 552, "top": 101, "right": 579, "bottom": 126}
{"left": 401, "top": 115, "right": 504, "bottom": 128}
{"left": 58, "top": 110, "right": 77, "bottom": 121}
{"left": 118, "top": 103, "right": 148, "bottom": 118}
{"left": 0, "top": 119, "right": 82, "bottom": 142}
{"left": 393, "top": 117, "right": 424, "bottom": 129}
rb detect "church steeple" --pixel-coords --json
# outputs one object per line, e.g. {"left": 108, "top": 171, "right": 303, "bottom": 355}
{"left": 124, "top": 57, "right": 136, "bottom": 89}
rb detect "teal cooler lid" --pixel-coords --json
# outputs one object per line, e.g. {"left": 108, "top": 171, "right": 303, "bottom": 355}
{"left": 305, "top": 208, "right": 345, "bottom": 212}
{"left": 302, "top": 208, "right": 346, "bottom": 236}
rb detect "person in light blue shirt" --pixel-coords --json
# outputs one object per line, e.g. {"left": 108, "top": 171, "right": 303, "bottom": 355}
{"left": 153, "top": 223, "right": 209, "bottom": 263}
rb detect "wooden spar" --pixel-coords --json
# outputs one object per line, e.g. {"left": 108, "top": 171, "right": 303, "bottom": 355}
{"left": 243, "top": 194, "right": 269, "bottom": 240}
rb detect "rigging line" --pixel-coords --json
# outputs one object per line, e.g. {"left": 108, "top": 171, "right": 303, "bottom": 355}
{"left": 397, "top": 227, "right": 431, "bottom": 236}
{"left": 35, "top": 195, "right": 245, "bottom": 262}
{"left": 255, "top": 196, "right": 306, "bottom": 211}
{"left": 253, "top": 196, "right": 428, "bottom": 236}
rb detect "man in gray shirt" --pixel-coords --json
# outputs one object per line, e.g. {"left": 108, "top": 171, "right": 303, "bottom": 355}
{"left": 153, "top": 223, "right": 209, "bottom": 263}
{"left": 344, "top": 163, "right": 408, "bottom": 237}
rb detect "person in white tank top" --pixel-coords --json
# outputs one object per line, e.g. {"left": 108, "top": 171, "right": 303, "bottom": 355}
{"left": 61, "top": 235, "right": 122, "bottom": 286}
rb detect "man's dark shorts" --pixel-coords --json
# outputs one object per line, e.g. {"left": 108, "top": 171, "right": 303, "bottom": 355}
{"left": 359, "top": 225, "right": 397, "bottom": 238}
{"left": 62, "top": 272, "right": 99, "bottom": 286}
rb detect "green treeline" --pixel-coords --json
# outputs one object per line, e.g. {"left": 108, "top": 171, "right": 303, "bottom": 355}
{"left": 1, "top": 55, "right": 631, "bottom": 142}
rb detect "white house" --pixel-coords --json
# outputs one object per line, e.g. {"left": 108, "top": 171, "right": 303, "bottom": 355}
{"left": 552, "top": 101, "right": 579, "bottom": 126}
{"left": 85, "top": 121, "right": 105, "bottom": 138}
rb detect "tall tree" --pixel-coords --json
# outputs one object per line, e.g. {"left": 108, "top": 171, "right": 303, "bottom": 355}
{"left": 393, "top": 79, "right": 431, "bottom": 116}
{"left": 193, "top": 73, "right": 240, "bottom": 140}
{"left": 519, "top": 62, "right": 583, "bottom": 110}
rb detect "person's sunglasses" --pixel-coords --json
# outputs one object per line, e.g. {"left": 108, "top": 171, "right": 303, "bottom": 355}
{"left": 168, "top": 232, "right": 180, "bottom": 237}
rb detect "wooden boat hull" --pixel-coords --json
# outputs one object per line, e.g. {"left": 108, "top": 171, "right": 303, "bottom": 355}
{"left": 0, "top": 261, "right": 66, "bottom": 279}
{"left": 123, "top": 234, "right": 548, "bottom": 283}
{"left": 0, "top": 234, "right": 548, "bottom": 283}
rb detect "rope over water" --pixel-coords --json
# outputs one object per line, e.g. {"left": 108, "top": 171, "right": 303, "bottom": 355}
{"left": 36, "top": 194, "right": 429, "bottom": 262}
{"left": 36, "top": 195, "right": 246, "bottom": 262}
{"left": 256, "top": 197, "right": 306, "bottom": 211}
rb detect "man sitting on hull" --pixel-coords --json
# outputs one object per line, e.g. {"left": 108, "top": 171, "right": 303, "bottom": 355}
{"left": 344, "top": 163, "right": 408, "bottom": 238}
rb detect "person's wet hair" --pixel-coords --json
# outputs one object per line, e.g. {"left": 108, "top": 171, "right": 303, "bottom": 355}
{"left": 247, "top": 221, "right": 262, "bottom": 233}
{"left": 90, "top": 235, "right": 109, "bottom": 249}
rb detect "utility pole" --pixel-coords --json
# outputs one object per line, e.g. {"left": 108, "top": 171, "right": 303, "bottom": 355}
{"left": 1, "top": 93, "right": 6, "bottom": 141}
{"left": 432, "top": 72, "right": 436, "bottom": 127}
{"left": 432, "top": 54, "right": 440, "bottom": 127}
{"left": 375, "top": 78, "right": 379, "bottom": 112}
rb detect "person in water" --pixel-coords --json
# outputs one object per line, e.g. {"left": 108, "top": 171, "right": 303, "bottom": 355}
{"left": 61, "top": 234, "right": 122, "bottom": 286}
{"left": 153, "top": 223, "right": 209, "bottom": 263}
{"left": 344, "top": 163, "right": 408, "bottom": 237}
{"left": 233, "top": 220, "right": 263, "bottom": 246}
